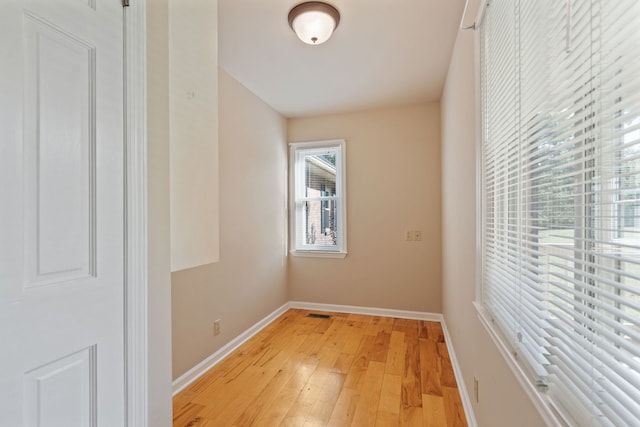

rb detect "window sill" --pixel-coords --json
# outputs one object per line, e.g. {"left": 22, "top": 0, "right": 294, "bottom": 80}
{"left": 473, "top": 302, "right": 566, "bottom": 427}
{"left": 289, "top": 250, "right": 347, "bottom": 259}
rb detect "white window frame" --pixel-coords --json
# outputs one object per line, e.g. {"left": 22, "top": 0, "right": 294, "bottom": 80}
{"left": 289, "top": 139, "right": 347, "bottom": 258}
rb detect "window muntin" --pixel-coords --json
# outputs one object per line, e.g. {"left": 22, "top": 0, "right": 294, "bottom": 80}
{"left": 290, "top": 140, "right": 346, "bottom": 255}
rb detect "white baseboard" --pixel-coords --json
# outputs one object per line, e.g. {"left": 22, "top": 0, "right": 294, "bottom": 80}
{"left": 171, "top": 302, "right": 289, "bottom": 395}
{"left": 441, "top": 318, "right": 478, "bottom": 427}
{"left": 288, "top": 301, "right": 443, "bottom": 322}
{"left": 172, "top": 300, "right": 478, "bottom": 427}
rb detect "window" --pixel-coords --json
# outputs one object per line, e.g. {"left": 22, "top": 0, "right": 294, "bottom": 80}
{"left": 480, "top": 0, "right": 640, "bottom": 425}
{"left": 290, "top": 140, "right": 346, "bottom": 257}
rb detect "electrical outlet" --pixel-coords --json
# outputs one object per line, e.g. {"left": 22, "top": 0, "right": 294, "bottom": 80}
{"left": 213, "top": 319, "right": 221, "bottom": 336}
{"left": 474, "top": 376, "right": 479, "bottom": 402}
{"left": 406, "top": 231, "right": 413, "bottom": 241}
{"left": 414, "top": 230, "right": 422, "bottom": 241}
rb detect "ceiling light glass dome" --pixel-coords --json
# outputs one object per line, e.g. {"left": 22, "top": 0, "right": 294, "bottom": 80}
{"left": 288, "top": 2, "right": 340, "bottom": 45}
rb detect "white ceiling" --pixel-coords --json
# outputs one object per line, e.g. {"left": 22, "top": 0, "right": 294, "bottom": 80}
{"left": 218, "top": 0, "right": 468, "bottom": 118}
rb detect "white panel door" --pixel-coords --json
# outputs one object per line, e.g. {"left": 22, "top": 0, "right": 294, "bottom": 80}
{"left": 0, "top": 1, "right": 125, "bottom": 426}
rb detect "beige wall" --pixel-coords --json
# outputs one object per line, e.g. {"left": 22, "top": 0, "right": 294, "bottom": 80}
{"left": 288, "top": 105, "right": 442, "bottom": 313}
{"left": 169, "top": 0, "right": 219, "bottom": 271}
{"left": 171, "top": 70, "right": 289, "bottom": 379}
{"left": 147, "top": 1, "right": 173, "bottom": 425}
{"left": 441, "top": 28, "right": 545, "bottom": 426}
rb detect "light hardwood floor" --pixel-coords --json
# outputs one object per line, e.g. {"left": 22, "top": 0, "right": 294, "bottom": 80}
{"left": 173, "top": 309, "right": 468, "bottom": 427}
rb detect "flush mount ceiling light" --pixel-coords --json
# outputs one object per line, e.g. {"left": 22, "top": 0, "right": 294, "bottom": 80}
{"left": 288, "top": 1, "right": 340, "bottom": 45}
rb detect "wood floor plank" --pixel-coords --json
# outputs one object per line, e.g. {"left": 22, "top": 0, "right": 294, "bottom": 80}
{"left": 280, "top": 415, "right": 306, "bottom": 426}
{"left": 386, "top": 329, "right": 406, "bottom": 376}
{"left": 375, "top": 373, "right": 401, "bottom": 427}
{"left": 418, "top": 321, "right": 429, "bottom": 339}
{"left": 326, "top": 385, "right": 360, "bottom": 426}
{"left": 346, "top": 313, "right": 374, "bottom": 323}
{"left": 364, "top": 316, "right": 382, "bottom": 336}
{"left": 199, "top": 366, "right": 281, "bottom": 423}
{"left": 385, "top": 341, "right": 407, "bottom": 376}
{"left": 341, "top": 319, "right": 368, "bottom": 355}
{"left": 230, "top": 350, "right": 308, "bottom": 426}
{"left": 366, "top": 315, "right": 394, "bottom": 333}
{"left": 297, "top": 321, "right": 335, "bottom": 359}
{"left": 282, "top": 367, "right": 335, "bottom": 423}
{"left": 331, "top": 352, "right": 355, "bottom": 375}
{"left": 173, "top": 309, "right": 467, "bottom": 427}
{"left": 427, "top": 322, "right": 445, "bottom": 343}
{"left": 400, "top": 405, "right": 424, "bottom": 427}
{"left": 173, "top": 390, "right": 197, "bottom": 417}
{"left": 390, "top": 329, "right": 405, "bottom": 348}
{"left": 422, "top": 394, "right": 447, "bottom": 427}
{"left": 442, "top": 386, "right": 468, "bottom": 427}
{"left": 377, "top": 316, "right": 396, "bottom": 335}
{"left": 350, "top": 360, "right": 385, "bottom": 426}
{"left": 393, "top": 318, "right": 418, "bottom": 338}
{"left": 306, "top": 371, "right": 346, "bottom": 424}
{"left": 251, "top": 355, "right": 321, "bottom": 426}
{"left": 402, "top": 339, "right": 422, "bottom": 408}
{"left": 315, "top": 320, "right": 350, "bottom": 371}
{"left": 419, "top": 338, "right": 442, "bottom": 396}
{"left": 342, "top": 334, "right": 376, "bottom": 391}
{"left": 172, "top": 402, "right": 207, "bottom": 427}
{"left": 437, "top": 342, "right": 458, "bottom": 388}
{"left": 371, "top": 330, "right": 391, "bottom": 363}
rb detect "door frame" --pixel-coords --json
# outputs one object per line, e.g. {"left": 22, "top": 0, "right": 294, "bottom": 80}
{"left": 124, "top": 2, "right": 149, "bottom": 426}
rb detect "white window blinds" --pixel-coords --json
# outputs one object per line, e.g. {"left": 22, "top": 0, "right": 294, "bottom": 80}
{"left": 480, "top": 0, "right": 640, "bottom": 425}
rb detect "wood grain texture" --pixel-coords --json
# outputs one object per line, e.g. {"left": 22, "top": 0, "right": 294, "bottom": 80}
{"left": 173, "top": 309, "right": 467, "bottom": 427}
{"left": 422, "top": 394, "right": 447, "bottom": 427}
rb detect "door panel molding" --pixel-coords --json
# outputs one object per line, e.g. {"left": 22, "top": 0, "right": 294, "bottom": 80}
{"left": 24, "top": 345, "right": 98, "bottom": 427}
{"left": 22, "top": 12, "right": 97, "bottom": 288}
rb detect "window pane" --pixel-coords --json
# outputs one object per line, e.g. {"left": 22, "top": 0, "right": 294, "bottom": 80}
{"left": 302, "top": 200, "right": 337, "bottom": 246}
{"left": 304, "top": 152, "right": 337, "bottom": 198}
